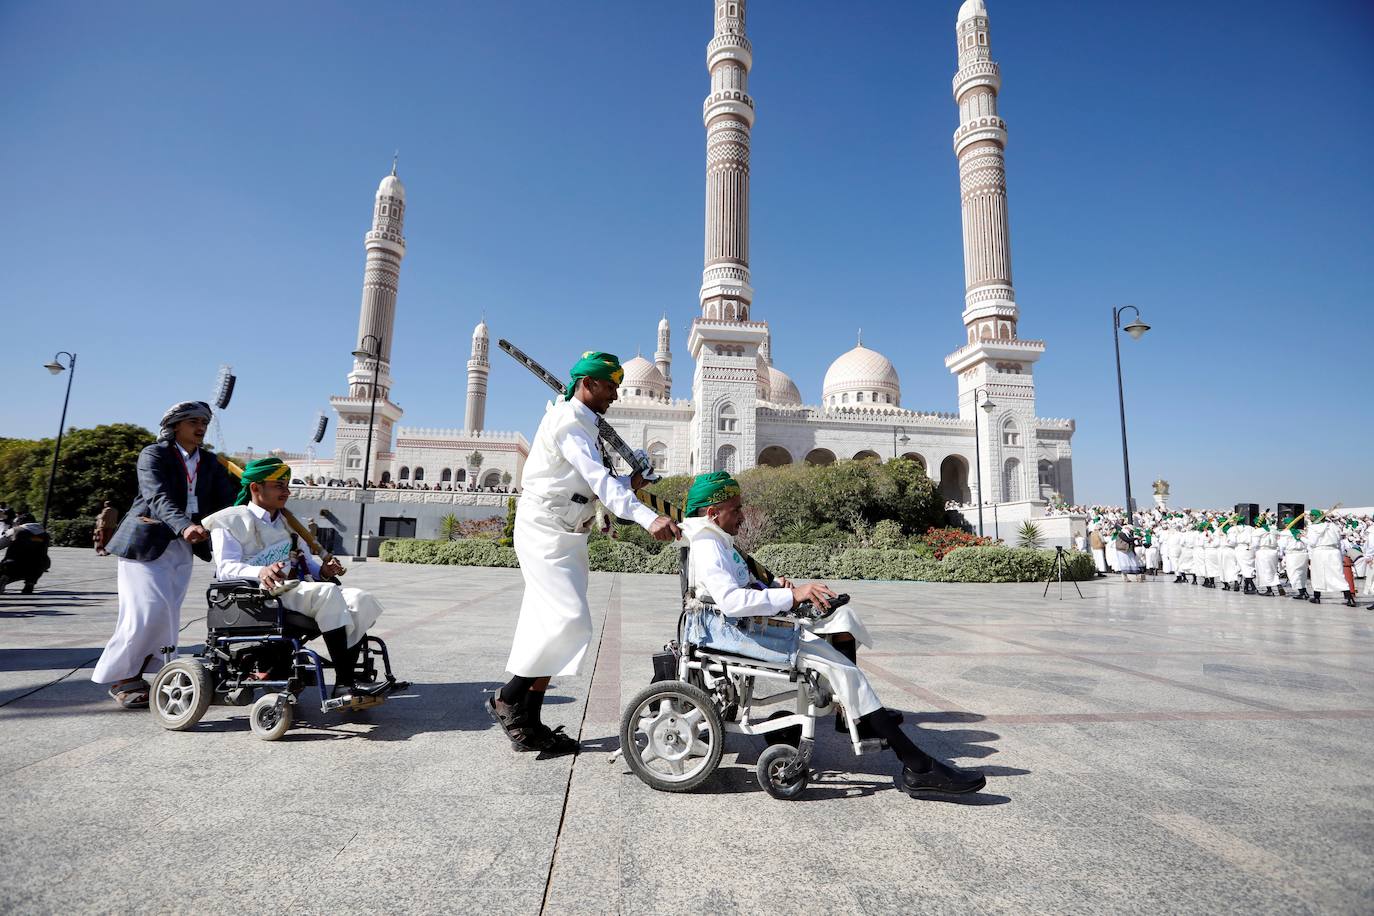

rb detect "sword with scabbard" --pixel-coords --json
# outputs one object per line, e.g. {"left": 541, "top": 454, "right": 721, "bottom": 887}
{"left": 497, "top": 338, "right": 777, "bottom": 584}
{"left": 215, "top": 453, "right": 344, "bottom": 574}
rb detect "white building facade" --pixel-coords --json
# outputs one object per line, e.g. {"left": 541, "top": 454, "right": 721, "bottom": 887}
{"left": 606, "top": 0, "right": 1075, "bottom": 507}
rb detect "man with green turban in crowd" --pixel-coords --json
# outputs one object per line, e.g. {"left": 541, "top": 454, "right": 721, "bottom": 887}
{"left": 491, "top": 351, "right": 680, "bottom": 756}
{"left": 202, "top": 457, "right": 386, "bottom": 703}
{"left": 679, "top": 470, "right": 986, "bottom": 797}
{"left": 1303, "top": 508, "right": 1354, "bottom": 606}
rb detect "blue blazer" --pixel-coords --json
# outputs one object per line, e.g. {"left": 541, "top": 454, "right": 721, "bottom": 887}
{"left": 106, "top": 442, "right": 237, "bottom": 563}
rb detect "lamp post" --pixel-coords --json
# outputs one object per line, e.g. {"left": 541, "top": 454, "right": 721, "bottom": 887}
{"left": 40, "top": 352, "right": 77, "bottom": 530}
{"left": 892, "top": 426, "right": 910, "bottom": 460}
{"left": 352, "top": 334, "right": 384, "bottom": 559}
{"left": 971, "top": 387, "right": 997, "bottom": 537}
{"left": 1112, "top": 306, "right": 1151, "bottom": 520}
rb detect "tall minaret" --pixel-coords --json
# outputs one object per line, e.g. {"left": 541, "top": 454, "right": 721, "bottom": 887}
{"left": 350, "top": 161, "right": 407, "bottom": 399}
{"left": 688, "top": 0, "right": 767, "bottom": 475}
{"left": 654, "top": 314, "right": 672, "bottom": 399}
{"left": 699, "top": 0, "right": 755, "bottom": 322}
{"left": 944, "top": 0, "right": 1042, "bottom": 503}
{"left": 330, "top": 161, "right": 408, "bottom": 481}
{"left": 465, "top": 319, "right": 490, "bottom": 432}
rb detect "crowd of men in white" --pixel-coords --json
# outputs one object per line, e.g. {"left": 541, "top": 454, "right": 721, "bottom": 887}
{"left": 1071, "top": 506, "right": 1373, "bottom": 609}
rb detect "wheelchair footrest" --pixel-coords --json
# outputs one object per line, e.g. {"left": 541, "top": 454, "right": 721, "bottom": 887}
{"left": 855, "top": 738, "right": 888, "bottom": 755}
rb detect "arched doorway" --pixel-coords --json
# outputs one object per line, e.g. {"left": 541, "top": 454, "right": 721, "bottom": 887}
{"left": 900, "top": 452, "right": 927, "bottom": 472}
{"left": 715, "top": 444, "right": 738, "bottom": 473}
{"left": 380, "top": 471, "right": 391, "bottom": 484}
{"left": 939, "top": 455, "right": 970, "bottom": 503}
{"left": 853, "top": 450, "right": 880, "bottom": 462}
{"left": 1003, "top": 457, "right": 1021, "bottom": 502}
{"left": 1038, "top": 459, "right": 1057, "bottom": 499}
{"left": 757, "top": 446, "right": 793, "bottom": 467}
{"left": 804, "top": 448, "right": 836, "bottom": 467}
{"left": 482, "top": 470, "right": 503, "bottom": 488}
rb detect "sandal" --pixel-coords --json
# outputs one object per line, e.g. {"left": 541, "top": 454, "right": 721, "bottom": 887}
{"left": 528, "top": 723, "right": 580, "bottom": 757}
{"left": 108, "top": 680, "right": 149, "bottom": 709}
{"left": 485, "top": 695, "right": 549, "bottom": 753}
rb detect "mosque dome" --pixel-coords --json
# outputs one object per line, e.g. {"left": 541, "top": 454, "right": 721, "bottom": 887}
{"left": 823, "top": 342, "right": 901, "bottom": 409}
{"left": 473, "top": 319, "right": 488, "bottom": 338}
{"left": 658, "top": 314, "right": 670, "bottom": 331}
{"left": 957, "top": 0, "right": 987, "bottom": 23}
{"left": 766, "top": 367, "right": 802, "bottom": 406}
{"left": 620, "top": 355, "right": 667, "bottom": 400}
{"left": 377, "top": 171, "right": 405, "bottom": 201}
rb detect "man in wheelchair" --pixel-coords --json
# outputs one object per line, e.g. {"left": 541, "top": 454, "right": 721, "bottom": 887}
{"left": 203, "top": 457, "right": 385, "bottom": 705}
{"left": 680, "top": 471, "right": 985, "bottom": 797}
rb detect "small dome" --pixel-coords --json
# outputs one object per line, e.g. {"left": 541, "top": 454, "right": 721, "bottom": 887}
{"left": 766, "top": 367, "right": 802, "bottom": 406}
{"left": 958, "top": 0, "right": 987, "bottom": 23}
{"left": 619, "top": 355, "right": 667, "bottom": 399}
{"left": 473, "top": 319, "right": 488, "bottom": 338}
{"left": 823, "top": 343, "right": 901, "bottom": 408}
{"left": 377, "top": 172, "right": 405, "bottom": 201}
{"left": 658, "top": 314, "right": 670, "bottom": 330}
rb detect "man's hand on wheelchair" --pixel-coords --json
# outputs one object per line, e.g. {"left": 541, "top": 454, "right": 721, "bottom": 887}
{"left": 319, "top": 557, "right": 346, "bottom": 579}
{"left": 790, "top": 581, "right": 836, "bottom": 611}
{"left": 258, "top": 561, "right": 288, "bottom": 591}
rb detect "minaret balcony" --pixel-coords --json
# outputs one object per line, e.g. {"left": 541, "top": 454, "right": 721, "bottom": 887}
{"left": 707, "top": 34, "right": 753, "bottom": 70}
{"left": 953, "top": 119, "right": 1007, "bottom": 155}
{"left": 953, "top": 60, "right": 1001, "bottom": 97}
{"left": 703, "top": 95, "right": 756, "bottom": 126}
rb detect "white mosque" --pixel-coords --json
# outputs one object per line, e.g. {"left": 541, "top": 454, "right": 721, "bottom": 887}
{"left": 291, "top": 0, "right": 1075, "bottom": 539}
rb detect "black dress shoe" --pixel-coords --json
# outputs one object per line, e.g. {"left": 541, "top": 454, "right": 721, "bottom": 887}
{"left": 901, "top": 761, "right": 986, "bottom": 796}
{"left": 1309, "top": 596, "right": 1321, "bottom": 604}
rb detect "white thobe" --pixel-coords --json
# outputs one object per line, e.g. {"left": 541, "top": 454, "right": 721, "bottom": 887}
{"left": 1233, "top": 526, "right": 1257, "bottom": 578}
{"left": 1254, "top": 529, "right": 1280, "bottom": 588}
{"left": 1305, "top": 521, "right": 1344, "bottom": 594}
{"left": 1203, "top": 533, "right": 1223, "bottom": 579}
{"left": 1220, "top": 529, "right": 1240, "bottom": 582}
{"left": 206, "top": 504, "right": 383, "bottom": 647}
{"left": 684, "top": 517, "right": 881, "bottom": 719}
{"left": 92, "top": 538, "right": 194, "bottom": 684}
{"left": 91, "top": 444, "right": 204, "bottom": 685}
{"left": 506, "top": 397, "right": 660, "bottom": 677}
{"left": 1281, "top": 532, "right": 1309, "bottom": 590}
{"left": 1361, "top": 537, "right": 1374, "bottom": 597}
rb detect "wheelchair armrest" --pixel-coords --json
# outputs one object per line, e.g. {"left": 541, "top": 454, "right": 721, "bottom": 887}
{"left": 210, "top": 578, "right": 266, "bottom": 593}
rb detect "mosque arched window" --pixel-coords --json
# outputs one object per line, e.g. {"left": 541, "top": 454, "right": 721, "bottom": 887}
{"left": 648, "top": 442, "right": 667, "bottom": 471}
{"left": 398, "top": 466, "right": 410, "bottom": 480}
{"left": 441, "top": 468, "right": 452, "bottom": 483}
{"left": 455, "top": 469, "right": 466, "bottom": 483}
{"left": 344, "top": 447, "right": 362, "bottom": 471}
{"left": 841, "top": 393, "right": 849, "bottom": 404}
{"left": 856, "top": 392, "right": 864, "bottom": 403}
{"left": 717, "top": 402, "right": 738, "bottom": 433}
{"left": 413, "top": 467, "right": 425, "bottom": 481}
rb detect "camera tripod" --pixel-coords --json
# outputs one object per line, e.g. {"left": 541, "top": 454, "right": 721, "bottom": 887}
{"left": 1043, "top": 545, "right": 1084, "bottom": 600}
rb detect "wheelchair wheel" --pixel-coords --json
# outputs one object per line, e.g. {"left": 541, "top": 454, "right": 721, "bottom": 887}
{"left": 620, "top": 680, "right": 724, "bottom": 793}
{"left": 757, "top": 744, "right": 809, "bottom": 800}
{"left": 249, "top": 693, "right": 293, "bottom": 741}
{"left": 150, "top": 659, "right": 213, "bottom": 731}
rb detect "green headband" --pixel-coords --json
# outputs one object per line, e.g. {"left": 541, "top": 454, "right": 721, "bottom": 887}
{"left": 565, "top": 351, "right": 625, "bottom": 399}
{"left": 235, "top": 457, "right": 292, "bottom": 506}
{"left": 685, "top": 471, "right": 742, "bottom": 517}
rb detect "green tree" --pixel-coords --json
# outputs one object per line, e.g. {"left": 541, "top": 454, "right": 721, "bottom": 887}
{"left": 1017, "top": 520, "right": 1045, "bottom": 549}
{"left": 0, "top": 424, "right": 155, "bottom": 520}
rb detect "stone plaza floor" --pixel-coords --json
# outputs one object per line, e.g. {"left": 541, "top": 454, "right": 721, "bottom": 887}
{"left": 1, "top": 547, "right": 1371, "bottom": 914}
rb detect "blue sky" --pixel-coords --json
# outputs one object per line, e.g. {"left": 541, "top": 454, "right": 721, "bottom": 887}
{"left": 2, "top": 0, "right": 1371, "bottom": 510}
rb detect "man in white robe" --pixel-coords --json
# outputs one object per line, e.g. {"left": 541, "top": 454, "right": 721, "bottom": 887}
{"left": 490, "top": 352, "right": 679, "bottom": 756}
{"left": 1280, "top": 515, "right": 1310, "bottom": 599}
{"left": 1254, "top": 518, "right": 1282, "bottom": 596}
{"left": 682, "top": 471, "right": 985, "bottom": 797}
{"left": 1233, "top": 521, "right": 1257, "bottom": 593}
{"left": 203, "top": 457, "right": 384, "bottom": 702}
{"left": 1304, "top": 509, "right": 1350, "bottom": 606}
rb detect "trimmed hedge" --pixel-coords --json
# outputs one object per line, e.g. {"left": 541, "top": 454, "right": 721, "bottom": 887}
{"left": 48, "top": 519, "right": 96, "bottom": 548}
{"left": 382, "top": 537, "right": 1094, "bottom": 584}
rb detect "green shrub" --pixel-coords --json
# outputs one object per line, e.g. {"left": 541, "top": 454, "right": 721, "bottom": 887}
{"left": 438, "top": 513, "right": 460, "bottom": 542}
{"left": 871, "top": 518, "right": 907, "bottom": 549}
{"left": 751, "top": 544, "right": 834, "bottom": 578}
{"left": 48, "top": 519, "right": 96, "bottom": 548}
{"left": 588, "top": 538, "right": 652, "bottom": 573}
{"left": 379, "top": 538, "right": 519, "bottom": 567}
{"left": 942, "top": 546, "right": 1094, "bottom": 583}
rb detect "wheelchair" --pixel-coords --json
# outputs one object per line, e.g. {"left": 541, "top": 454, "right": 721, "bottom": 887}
{"left": 617, "top": 547, "right": 885, "bottom": 800}
{"left": 148, "top": 578, "right": 408, "bottom": 740}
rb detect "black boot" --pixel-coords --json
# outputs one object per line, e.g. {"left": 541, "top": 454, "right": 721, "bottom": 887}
{"left": 1277, "top": 586, "right": 1286, "bottom": 596}
{"left": 1222, "top": 581, "right": 1231, "bottom": 591}
{"left": 1191, "top": 575, "right": 1198, "bottom": 585}
{"left": 1344, "top": 592, "right": 1357, "bottom": 608}
{"left": 1291, "top": 588, "right": 1308, "bottom": 600}
{"left": 1309, "top": 592, "right": 1321, "bottom": 604}
{"left": 1244, "top": 578, "right": 1256, "bottom": 594}
{"left": 1262, "top": 587, "right": 1273, "bottom": 596}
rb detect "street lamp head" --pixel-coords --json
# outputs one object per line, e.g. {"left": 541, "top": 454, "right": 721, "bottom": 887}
{"left": 351, "top": 348, "right": 371, "bottom": 359}
{"left": 899, "top": 434, "right": 911, "bottom": 446}
{"left": 980, "top": 398, "right": 997, "bottom": 413}
{"left": 1123, "top": 318, "right": 1151, "bottom": 340}
{"left": 43, "top": 361, "right": 64, "bottom": 375}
